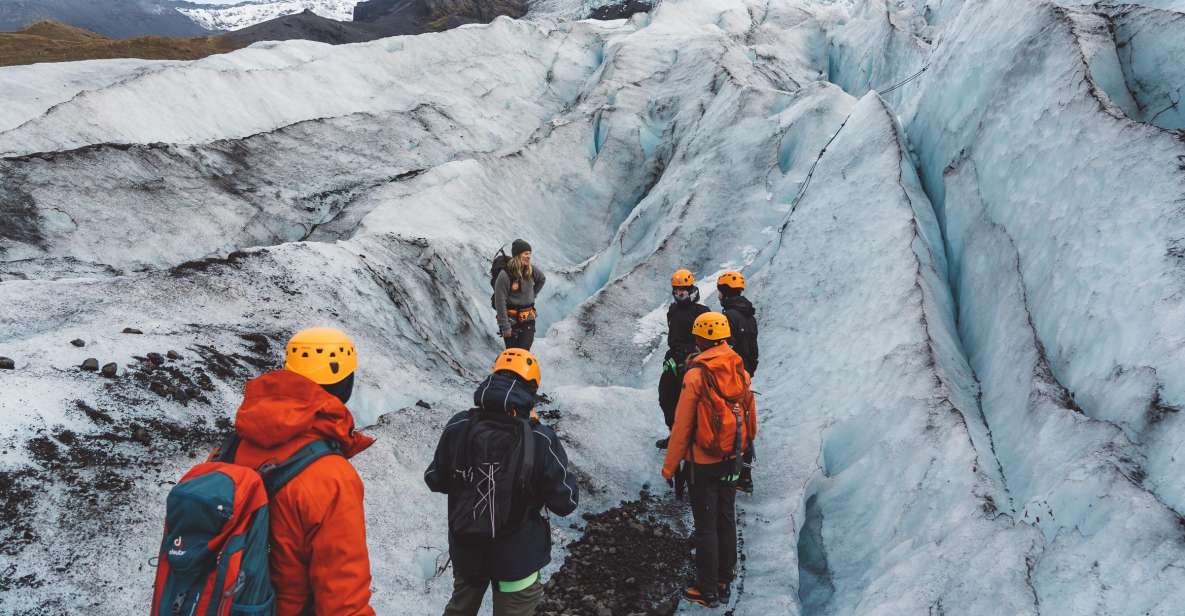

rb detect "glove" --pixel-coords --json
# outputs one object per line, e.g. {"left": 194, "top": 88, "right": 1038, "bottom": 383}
{"left": 501, "top": 329, "right": 512, "bottom": 338}
{"left": 666, "top": 476, "right": 675, "bottom": 488}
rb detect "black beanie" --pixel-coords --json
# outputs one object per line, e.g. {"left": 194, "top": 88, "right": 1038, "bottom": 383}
{"left": 512, "top": 239, "right": 532, "bottom": 256}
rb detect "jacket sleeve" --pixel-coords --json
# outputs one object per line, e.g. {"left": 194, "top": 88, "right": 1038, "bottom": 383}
{"left": 746, "top": 389, "right": 758, "bottom": 443}
{"left": 292, "top": 457, "right": 376, "bottom": 616}
{"left": 533, "top": 426, "right": 579, "bottom": 516}
{"left": 493, "top": 271, "right": 511, "bottom": 334}
{"left": 533, "top": 266, "right": 546, "bottom": 294}
{"left": 662, "top": 368, "right": 702, "bottom": 479}
{"left": 751, "top": 315, "right": 759, "bottom": 375}
{"left": 424, "top": 416, "right": 464, "bottom": 493}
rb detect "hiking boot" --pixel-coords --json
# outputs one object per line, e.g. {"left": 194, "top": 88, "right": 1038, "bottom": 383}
{"left": 683, "top": 586, "right": 719, "bottom": 608}
{"left": 655, "top": 437, "right": 669, "bottom": 449}
{"left": 735, "top": 476, "right": 753, "bottom": 494}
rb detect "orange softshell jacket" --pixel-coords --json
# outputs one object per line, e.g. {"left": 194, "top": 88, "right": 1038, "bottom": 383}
{"left": 662, "top": 344, "right": 758, "bottom": 480}
{"left": 232, "top": 369, "right": 377, "bottom": 616}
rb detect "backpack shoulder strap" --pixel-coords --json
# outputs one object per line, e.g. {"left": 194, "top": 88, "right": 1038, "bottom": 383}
{"left": 209, "top": 433, "right": 241, "bottom": 463}
{"left": 260, "top": 439, "right": 342, "bottom": 497}
{"left": 518, "top": 417, "right": 536, "bottom": 494}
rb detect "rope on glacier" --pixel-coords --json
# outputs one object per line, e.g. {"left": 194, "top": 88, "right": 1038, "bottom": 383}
{"left": 785, "top": 63, "right": 931, "bottom": 222}
{"left": 878, "top": 63, "right": 930, "bottom": 96}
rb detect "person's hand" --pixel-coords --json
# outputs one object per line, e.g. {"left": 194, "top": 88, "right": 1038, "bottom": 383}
{"left": 530, "top": 408, "right": 540, "bottom": 423}
{"left": 501, "top": 329, "right": 512, "bottom": 338}
{"left": 662, "top": 468, "right": 674, "bottom": 483}
{"left": 666, "top": 475, "right": 674, "bottom": 488}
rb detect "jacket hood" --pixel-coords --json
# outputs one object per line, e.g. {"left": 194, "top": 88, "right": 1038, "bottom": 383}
{"left": 235, "top": 370, "right": 374, "bottom": 458}
{"left": 689, "top": 344, "right": 750, "bottom": 401}
{"left": 474, "top": 372, "right": 536, "bottom": 415}
{"left": 721, "top": 294, "right": 755, "bottom": 317}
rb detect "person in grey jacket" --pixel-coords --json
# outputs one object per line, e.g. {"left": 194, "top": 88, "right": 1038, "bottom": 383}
{"left": 494, "top": 239, "right": 546, "bottom": 350}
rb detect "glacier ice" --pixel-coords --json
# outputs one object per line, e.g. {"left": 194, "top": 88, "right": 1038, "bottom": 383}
{"left": 2, "top": 0, "right": 1185, "bottom": 614}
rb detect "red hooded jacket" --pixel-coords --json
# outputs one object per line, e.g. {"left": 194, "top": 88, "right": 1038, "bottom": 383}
{"left": 232, "top": 370, "right": 376, "bottom": 616}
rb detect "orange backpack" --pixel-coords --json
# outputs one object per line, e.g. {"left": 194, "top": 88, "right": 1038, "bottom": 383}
{"left": 686, "top": 363, "right": 753, "bottom": 464}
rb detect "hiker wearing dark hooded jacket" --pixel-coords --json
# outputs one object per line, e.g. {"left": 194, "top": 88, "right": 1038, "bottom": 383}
{"left": 425, "top": 348, "right": 578, "bottom": 616}
{"left": 656, "top": 268, "right": 710, "bottom": 449}
{"left": 717, "top": 271, "right": 760, "bottom": 494}
{"left": 494, "top": 239, "right": 546, "bottom": 351}
{"left": 717, "top": 271, "right": 759, "bottom": 377}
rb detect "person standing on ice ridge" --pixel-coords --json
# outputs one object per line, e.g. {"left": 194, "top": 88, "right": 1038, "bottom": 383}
{"left": 493, "top": 239, "right": 546, "bottom": 351}
{"left": 656, "top": 268, "right": 710, "bottom": 449}
{"left": 716, "top": 270, "right": 759, "bottom": 494}
{"left": 425, "top": 348, "right": 579, "bottom": 616}
{"left": 661, "top": 313, "right": 757, "bottom": 608}
{"left": 226, "top": 327, "right": 377, "bottom": 616}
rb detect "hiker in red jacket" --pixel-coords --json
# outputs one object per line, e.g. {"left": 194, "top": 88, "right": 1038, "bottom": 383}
{"left": 230, "top": 327, "right": 376, "bottom": 616}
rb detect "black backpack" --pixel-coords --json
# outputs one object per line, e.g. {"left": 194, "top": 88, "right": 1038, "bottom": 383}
{"left": 448, "top": 410, "right": 536, "bottom": 541}
{"left": 489, "top": 247, "right": 510, "bottom": 309}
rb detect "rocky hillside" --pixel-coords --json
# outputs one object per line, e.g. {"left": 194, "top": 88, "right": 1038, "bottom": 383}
{"left": 0, "top": 20, "right": 240, "bottom": 67}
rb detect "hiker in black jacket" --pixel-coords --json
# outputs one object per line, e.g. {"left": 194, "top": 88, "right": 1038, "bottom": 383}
{"left": 493, "top": 239, "right": 546, "bottom": 351}
{"left": 656, "top": 268, "right": 710, "bottom": 450}
{"left": 718, "top": 271, "right": 760, "bottom": 494}
{"left": 717, "top": 271, "right": 759, "bottom": 376}
{"left": 425, "top": 348, "right": 578, "bottom": 616}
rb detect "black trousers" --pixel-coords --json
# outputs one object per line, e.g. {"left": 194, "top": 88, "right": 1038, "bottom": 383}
{"left": 504, "top": 320, "right": 536, "bottom": 351}
{"left": 690, "top": 461, "right": 738, "bottom": 593}
{"left": 658, "top": 368, "right": 683, "bottom": 428}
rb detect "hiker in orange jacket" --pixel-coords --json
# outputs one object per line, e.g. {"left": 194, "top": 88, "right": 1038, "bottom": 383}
{"left": 661, "top": 313, "right": 757, "bottom": 608}
{"left": 228, "top": 327, "right": 377, "bottom": 616}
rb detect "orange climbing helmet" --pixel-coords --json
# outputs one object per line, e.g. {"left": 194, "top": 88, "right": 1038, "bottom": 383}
{"left": 671, "top": 269, "right": 695, "bottom": 287}
{"left": 692, "top": 312, "right": 731, "bottom": 341}
{"left": 493, "top": 347, "right": 541, "bottom": 389}
{"left": 717, "top": 271, "right": 745, "bottom": 290}
{"left": 285, "top": 327, "right": 357, "bottom": 385}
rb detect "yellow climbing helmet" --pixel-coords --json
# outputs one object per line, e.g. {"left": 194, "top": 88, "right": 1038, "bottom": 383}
{"left": 285, "top": 327, "right": 357, "bottom": 385}
{"left": 493, "top": 347, "right": 541, "bottom": 389}
{"left": 671, "top": 268, "right": 695, "bottom": 287}
{"left": 692, "top": 312, "right": 731, "bottom": 341}
{"left": 717, "top": 271, "right": 745, "bottom": 290}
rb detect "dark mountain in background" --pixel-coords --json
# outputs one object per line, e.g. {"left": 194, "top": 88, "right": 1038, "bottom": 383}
{"left": 0, "top": 0, "right": 649, "bottom": 65}
{"left": 350, "top": 0, "right": 428, "bottom": 34}
{"left": 227, "top": 0, "right": 529, "bottom": 46}
{"left": 353, "top": 0, "right": 525, "bottom": 33}
{"left": 588, "top": 0, "right": 652, "bottom": 20}
{"left": 0, "top": 0, "right": 218, "bottom": 39}
{"left": 226, "top": 8, "right": 378, "bottom": 45}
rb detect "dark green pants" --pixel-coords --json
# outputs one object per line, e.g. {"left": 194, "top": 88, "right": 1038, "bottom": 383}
{"left": 442, "top": 575, "right": 543, "bottom": 616}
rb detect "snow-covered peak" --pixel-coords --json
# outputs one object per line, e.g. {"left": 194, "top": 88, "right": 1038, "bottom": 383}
{"left": 178, "top": 0, "right": 360, "bottom": 31}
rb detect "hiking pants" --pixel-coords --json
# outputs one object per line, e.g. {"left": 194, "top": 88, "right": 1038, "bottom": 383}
{"left": 442, "top": 575, "right": 543, "bottom": 616}
{"left": 657, "top": 365, "right": 683, "bottom": 428}
{"left": 690, "top": 461, "right": 738, "bottom": 593}
{"left": 504, "top": 320, "right": 536, "bottom": 351}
